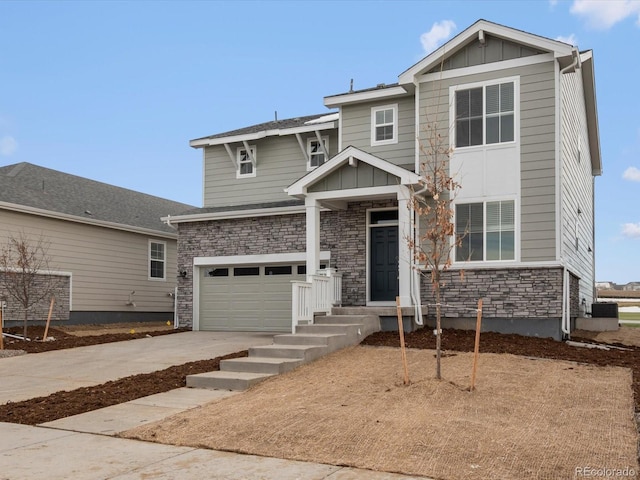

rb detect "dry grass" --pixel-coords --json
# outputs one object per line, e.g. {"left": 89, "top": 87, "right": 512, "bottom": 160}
{"left": 123, "top": 346, "right": 639, "bottom": 480}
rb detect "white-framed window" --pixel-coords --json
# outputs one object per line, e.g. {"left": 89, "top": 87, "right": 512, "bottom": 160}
{"left": 236, "top": 145, "right": 256, "bottom": 178}
{"left": 307, "top": 136, "right": 328, "bottom": 170}
{"left": 455, "top": 200, "right": 515, "bottom": 262}
{"left": 454, "top": 80, "right": 515, "bottom": 148}
{"left": 371, "top": 104, "right": 398, "bottom": 146}
{"left": 149, "top": 240, "right": 166, "bottom": 280}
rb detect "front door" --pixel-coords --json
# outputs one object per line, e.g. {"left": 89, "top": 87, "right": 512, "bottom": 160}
{"left": 369, "top": 211, "right": 399, "bottom": 302}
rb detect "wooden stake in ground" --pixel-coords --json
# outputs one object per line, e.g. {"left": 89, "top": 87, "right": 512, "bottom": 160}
{"left": 395, "top": 296, "right": 410, "bottom": 385}
{"left": 470, "top": 298, "right": 483, "bottom": 392}
{"left": 43, "top": 296, "right": 55, "bottom": 341}
{"left": 0, "top": 306, "right": 3, "bottom": 350}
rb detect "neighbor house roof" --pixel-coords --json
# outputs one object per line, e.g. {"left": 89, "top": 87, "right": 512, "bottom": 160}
{"left": 190, "top": 112, "right": 338, "bottom": 148}
{"left": 0, "top": 162, "right": 194, "bottom": 236}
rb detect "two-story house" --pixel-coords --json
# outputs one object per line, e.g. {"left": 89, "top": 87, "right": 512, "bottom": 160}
{"left": 169, "top": 19, "right": 601, "bottom": 340}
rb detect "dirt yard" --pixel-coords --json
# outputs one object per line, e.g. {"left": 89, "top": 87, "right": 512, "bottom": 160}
{"left": 123, "top": 346, "right": 638, "bottom": 480}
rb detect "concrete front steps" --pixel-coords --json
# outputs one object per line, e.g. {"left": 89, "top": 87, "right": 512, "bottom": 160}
{"left": 186, "top": 314, "right": 380, "bottom": 391}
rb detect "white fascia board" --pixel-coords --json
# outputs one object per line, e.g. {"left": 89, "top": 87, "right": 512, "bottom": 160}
{"left": 324, "top": 86, "right": 408, "bottom": 108}
{"left": 194, "top": 251, "right": 331, "bottom": 266}
{"left": 419, "top": 53, "right": 554, "bottom": 83}
{"left": 189, "top": 122, "right": 337, "bottom": 149}
{"left": 579, "top": 51, "right": 602, "bottom": 176}
{"left": 162, "top": 205, "right": 307, "bottom": 224}
{"left": 286, "top": 146, "right": 420, "bottom": 197}
{"left": 399, "top": 20, "right": 572, "bottom": 85}
{"left": 306, "top": 185, "right": 402, "bottom": 202}
{"left": 0, "top": 202, "right": 177, "bottom": 240}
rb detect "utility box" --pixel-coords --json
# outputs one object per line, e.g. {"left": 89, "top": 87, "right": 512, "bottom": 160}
{"left": 591, "top": 302, "right": 618, "bottom": 318}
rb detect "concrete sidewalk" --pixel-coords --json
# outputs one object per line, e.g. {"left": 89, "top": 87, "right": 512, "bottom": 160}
{"left": 0, "top": 331, "right": 275, "bottom": 403}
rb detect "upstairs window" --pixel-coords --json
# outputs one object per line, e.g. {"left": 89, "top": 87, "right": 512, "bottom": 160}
{"left": 236, "top": 146, "right": 256, "bottom": 178}
{"left": 455, "top": 200, "right": 515, "bottom": 262}
{"left": 307, "top": 136, "right": 328, "bottom": 170}
{"left": 455, "top": 81, "right": 515, "bottom": 148}
{"left": 371, "top": 104, "right": 398, "bottom": 146}
{"left": 149, "top": 240, "right": 166, "bottom": 280}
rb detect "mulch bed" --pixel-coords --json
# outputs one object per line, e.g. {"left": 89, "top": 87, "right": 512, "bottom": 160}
{"left": 1, "top": 326, "right": 189, "bottom": 353}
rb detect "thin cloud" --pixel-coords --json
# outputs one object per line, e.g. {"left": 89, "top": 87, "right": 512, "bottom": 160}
{"left": 556, "top": 33, "right": 577, "bottom": 46}
{"left": 622, "top": 223, "right": 640, "bottom": 238}
{"left": 0, "top": 135, "right": 17, "bottom": 156}
{"left": 570, "top": 0, "right": 640, "bottom": 30}
{"left": 623, "top": 166, "right": 640, "bottom": 181}
{"left": 420, "top": 20, "right": 456, "bottom": 54}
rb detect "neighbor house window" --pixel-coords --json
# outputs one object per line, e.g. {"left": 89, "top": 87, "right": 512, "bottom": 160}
{"left": 455, "top": 81, "right": 515, "bottom": 148}
{"left": 455, "top": 200, "right": 515, "bottom": 262}
{"left": 236, "top": 145, "right": 256, "bottom": 178}
{"left": 371, "top": 104, "right": 398, "bottom": 146}
{"left": 149, "top": 240, "right": 166, "bottom": 280}
{"left": 307, "top": 136, "right": 328, "bottom": 170}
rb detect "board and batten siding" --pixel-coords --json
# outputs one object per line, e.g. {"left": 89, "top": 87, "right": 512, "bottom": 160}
{"left": 418, "top": 59, "right": 557, "bottom": 262}
{"left": 560, "top": 70, "right": 596, "bottom": 307}
{"left": 340, "top": 95, "right": 415, "bottom": 166}
{"left": 203, "top": 130, "right": 338, "bottom": 208}
{"left": 0, "top": 209, "right": 177, "bottom": 314}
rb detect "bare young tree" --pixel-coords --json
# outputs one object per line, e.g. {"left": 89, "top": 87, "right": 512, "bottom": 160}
{"left": 0, "top": 232, "right": 61, "bottom": 340}
{"left": 409, "top": 121, "right": 462, "bottom": 380}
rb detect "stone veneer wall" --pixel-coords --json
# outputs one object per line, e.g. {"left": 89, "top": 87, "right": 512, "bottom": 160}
{"left": 176, "top": 200, "right": 396, "bottom": 328}
{"left": 420, "top": 267, "right": 564, "bottom": 320}
{"left": 0, "top": 273, "right": 70, "bottom": 324}
{"left": 569, "top": 272, "right": 580, "bottom": 317}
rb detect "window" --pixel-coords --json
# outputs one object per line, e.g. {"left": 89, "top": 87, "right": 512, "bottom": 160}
{"left": 307, "top": 137, "right": 328, "bottom": 170}
{"left": 455, "top": 201, "right": 515, "bottom": 262}
{"left": 455, "top": 81, "right": 515, "bottom": 148}
{"left": 371, "top": 104, "right": 398, "bottom": 146}
{"left": 265, "top": 265, "right": 292, "bottom": 275}
{"left": 236, "top": 145, "right": 256, "bottom": 178}
{"left": 233, "top": 266, "right": 259, "bottom": 276}
{"left": 207, "top": 268, "right": 228, "bottom": 277}
{"left": 149, "top": 241, "right": 166, "bottom": 280}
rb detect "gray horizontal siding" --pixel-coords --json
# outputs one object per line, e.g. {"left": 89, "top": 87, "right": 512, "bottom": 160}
{"left": 203, "top": 130, "right": 338, "bottom": 208}
{"left": 0, "top": 209, "right": 177, "bottom": 314}
{"left": 340, "top": 95, "right": 415, "bottom": 166}
{"left": 419, "top": 60, "right": 557, "bottom": 262}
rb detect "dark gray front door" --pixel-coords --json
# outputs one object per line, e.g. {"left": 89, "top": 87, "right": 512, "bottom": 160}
{"left": 370, "top": 226, "right": 399, "bottom": 301}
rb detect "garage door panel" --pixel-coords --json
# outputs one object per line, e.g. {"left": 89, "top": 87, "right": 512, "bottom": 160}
{"left": 199, "top": 264, "right": 305, "bottom": 332}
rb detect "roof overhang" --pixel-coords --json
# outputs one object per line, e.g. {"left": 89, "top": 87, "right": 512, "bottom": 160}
{"left": 285, "top": 145, "right": 421, "bottom": 198}
{"left": 398, "top": 19, "right": 574, "bottom": 86}
{"left": 162, "top": 205, "right": 308, "bottom": 224}
{"left": 579, "top": 50, "right": 602, "bottom": 176}
{"left": 324, "top": 85, "right": 409, "bottom": 108}
{"left": 190, "top": 118, "right": 338, "bottom": 148}
{"left": 0, "top": 201, "right": 177, "bottom": 239}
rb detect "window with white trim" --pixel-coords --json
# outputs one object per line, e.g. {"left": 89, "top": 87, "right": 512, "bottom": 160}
{"left": 236, "top": 145, "right": 256, "bottom": 178}
{"left": 455, "top": 200, "right": 515, "bottom": 262}
{"left": 307, "top": 136, "right": 328, "bottom": 170}
{"left": 371, "top": 104, "right": 398, "bottom": 146}
{"left": 149, "top": 240, "right": 166, "bottom": 280}
{"left": 455, "top": 81, "right": 514, "bottom": 148}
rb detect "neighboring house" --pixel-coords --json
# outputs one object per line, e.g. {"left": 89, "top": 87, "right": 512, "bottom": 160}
{"left": 0, "top": 162, "right": 194, "bottom": 325}
{"left": 170, "top": 19, "right": 601, "bottom": 340}
{"left": 622, "top": 282, "right": 640, "bottom": 292}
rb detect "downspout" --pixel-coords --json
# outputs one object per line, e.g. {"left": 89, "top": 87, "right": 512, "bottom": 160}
{"left": 408, "top": 204, "right": 424, "bottom": 326}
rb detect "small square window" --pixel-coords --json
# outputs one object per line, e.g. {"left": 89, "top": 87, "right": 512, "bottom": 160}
{"left": 371, "top": 104, "right": 398, "bottom": 146}
{"left": 307, "top": 137, "right": 328, "bottom": 170}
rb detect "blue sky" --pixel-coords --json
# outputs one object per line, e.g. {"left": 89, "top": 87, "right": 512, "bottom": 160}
{"left": 0, "top": 1, "right": 639, "bottom": 283}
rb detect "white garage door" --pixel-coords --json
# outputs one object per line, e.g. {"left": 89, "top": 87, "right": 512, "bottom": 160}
{"left": 199, "top": 264, "right": 307, "bottom": 332}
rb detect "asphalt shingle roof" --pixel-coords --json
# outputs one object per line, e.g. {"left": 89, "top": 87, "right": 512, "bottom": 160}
{"left": 191, "top": 113, "right": 335, "bottom": 142}
{"left": 0, "top": 162, "right": 194, "bottom": 235}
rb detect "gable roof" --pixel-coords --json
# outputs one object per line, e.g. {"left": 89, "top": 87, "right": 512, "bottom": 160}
{"left": 190, "top": 112, "right": 338, "bottom": 148}
{"left": 398, "top": 19, "right": 574, "bottom": 84}
{"left": 0, "top": 162, "right": 194, "bottom": 236}
{"left": 286, "top": 146, "right": 420, "bottom": 197}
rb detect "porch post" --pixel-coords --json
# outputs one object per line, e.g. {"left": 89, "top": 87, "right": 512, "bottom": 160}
{"left": 397, "top": 186, "right": 412, "bottom": 307}
{"left": 305, "top": 197, "right": 321, "bottom": 279}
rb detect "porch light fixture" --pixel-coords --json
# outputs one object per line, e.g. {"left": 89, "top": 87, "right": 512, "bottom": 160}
{"left": 178, "top": 270, "right": 187, "bottom": 278}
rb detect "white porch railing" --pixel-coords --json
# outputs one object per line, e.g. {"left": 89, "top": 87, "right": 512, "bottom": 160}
{"left": 291, "top": 268, "right": 342, "bottom": 333}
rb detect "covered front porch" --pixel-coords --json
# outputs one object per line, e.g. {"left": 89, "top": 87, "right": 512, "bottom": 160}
{"left": 285, "top": 146, "right": 424, "bottom": 333}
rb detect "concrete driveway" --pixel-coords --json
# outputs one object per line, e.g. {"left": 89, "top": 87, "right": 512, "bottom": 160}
{"left": 0, "top": 331, "right": 275, "bottom": 404}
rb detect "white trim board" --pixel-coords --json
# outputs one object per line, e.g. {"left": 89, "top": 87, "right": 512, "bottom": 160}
{"left": 194, "top": 251, "right": 331, "bottom": 266}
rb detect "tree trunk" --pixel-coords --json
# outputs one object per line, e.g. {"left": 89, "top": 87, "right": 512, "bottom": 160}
{"left": 434, "top": 276, "right": 442, "bottom": 380}
{"left": 23, "top": 307, "right": 28, "bottom": 340}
